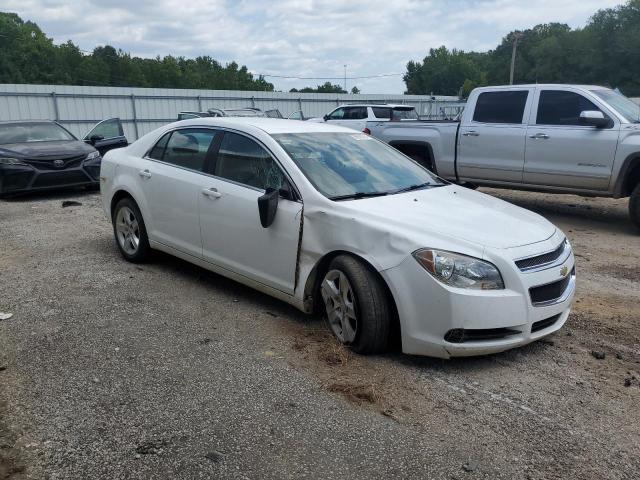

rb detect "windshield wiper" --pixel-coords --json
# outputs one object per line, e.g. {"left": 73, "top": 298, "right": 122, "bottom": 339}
{"left": 329, "top": 191, "right": 389, "bottom": 201}
{"left": 392, "top": 182, "right": 441, "bottom": 194}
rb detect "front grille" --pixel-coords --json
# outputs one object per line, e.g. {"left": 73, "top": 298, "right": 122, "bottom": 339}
{"left": 531, "top": 314, "right": 561, "bottom": 333}
{"left": 516, "top": 240, "right": 567, "bottom": 271}
{"left": 444, "top": 327, "right": 521, "bottom": 343}
{"left": 32, "top": 170, "right": 91, "bottom": 188}
{"left": 24, "top": 154, "right": 86, "bottom": 171}
{"left": 529, "top": 268, "right": 574, "bottom": 305}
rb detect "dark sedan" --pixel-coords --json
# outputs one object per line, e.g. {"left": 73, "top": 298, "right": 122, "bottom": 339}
{"left": 0, "top": 119, "right": 127, "bottom": 197}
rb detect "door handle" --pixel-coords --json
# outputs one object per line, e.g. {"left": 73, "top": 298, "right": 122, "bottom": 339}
{"left": 462, "top": 130, "right": 479, "bottom": 137}
{"left": 529, "top": 133, "right": 550, "bottom": 139}
{"left": 202, "top": 187, "right": 222, "bottom": 199}
{"left": 138, "top": 169, "right": 152, "bottom": 178}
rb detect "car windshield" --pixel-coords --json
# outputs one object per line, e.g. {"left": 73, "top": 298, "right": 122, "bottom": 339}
{"left": 392, "top": 108, "right": 419, "bottom": 120}
{"left": 0, "top": 122, "right": 76, "bottom": 144}
{"left": 274, "top": 132, "right": 444, "bottom": 199}
{"left": 591, "top": 89, "right": 640, "bottom": 123}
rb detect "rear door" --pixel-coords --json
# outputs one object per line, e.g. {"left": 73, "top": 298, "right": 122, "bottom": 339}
{"left": 140, "top": 128, "right": 219, "bottom": 258}
{"left": 199, "top": 130, "right": 302, "bottom": 294}
{"left": 84, "top": 118, "right": 128, "bottom": 155}
{"left": 523, "top": 88, "right": 620, "bottom": 190}
{"left": 457, "top": 89, "right": 533, "bottom": 183}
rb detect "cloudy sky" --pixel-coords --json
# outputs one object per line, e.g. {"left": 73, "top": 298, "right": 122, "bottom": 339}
{"left": 4, "top": 0, "right": 626, "bottom": 93}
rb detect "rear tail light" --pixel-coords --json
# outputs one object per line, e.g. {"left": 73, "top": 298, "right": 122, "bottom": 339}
{"left": 362, "top": 127, "right": 371, "bottom": 135}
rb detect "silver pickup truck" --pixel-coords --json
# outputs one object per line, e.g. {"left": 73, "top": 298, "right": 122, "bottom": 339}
{"left": 368, "top": 85, "right": 640, "bottom": 229}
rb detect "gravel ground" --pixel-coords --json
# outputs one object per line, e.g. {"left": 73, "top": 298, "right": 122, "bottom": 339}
{"left": 1, "top": 187, "right": 639, "bottom": 480}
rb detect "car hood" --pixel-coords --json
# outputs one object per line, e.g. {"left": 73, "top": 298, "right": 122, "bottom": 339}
{"left": 337, "top": 185, "right": 555, "bottom": 250}
{"left": 0, "top": 140, "right": 95, "bottom": 160}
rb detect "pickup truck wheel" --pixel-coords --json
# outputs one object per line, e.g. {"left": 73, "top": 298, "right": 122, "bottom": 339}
{"left": 630, "top": 183, "right": 640, "bottom": 230}
{"left": 112, "top": 198, "right": 150, "bottom": 262}
{"left": 320, "top": 255, "right": 390, "bottom": 354}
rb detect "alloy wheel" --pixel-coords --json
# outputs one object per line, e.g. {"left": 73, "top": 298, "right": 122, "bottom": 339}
{"left": 321, "top": 269, "right": 358, "bottom": 343}
{"left": 115, "top": 206, "right": 140, "bottom": 255}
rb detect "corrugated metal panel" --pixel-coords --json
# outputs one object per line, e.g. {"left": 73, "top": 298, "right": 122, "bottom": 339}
{"left": 0, "top": 83, "right": 462, "bottom": 140}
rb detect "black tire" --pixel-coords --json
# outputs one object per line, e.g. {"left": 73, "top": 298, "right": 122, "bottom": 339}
{"left": 321, "top": 255, "right": 391, "bottom": 354}
{"left": 630, "top": 183, "right": 640, "bottom": 230}
{"left": 112, "top": 197, "right": 150, "bottom": 262}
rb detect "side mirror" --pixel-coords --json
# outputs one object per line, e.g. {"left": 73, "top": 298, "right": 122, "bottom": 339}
{"left": 258, "top": 187, "right": 279, "bottom": 228}
{"left": 88, "top": 134, "right": 104, "bottom": 145}
{"left": 579, "top": 110, "right": 611, "bottom": 128}
{"left": 323, "top": 114, "right": 329, "bottom": 121}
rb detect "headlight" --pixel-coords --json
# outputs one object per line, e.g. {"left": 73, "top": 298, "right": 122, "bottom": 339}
{"left": 85, "top": 151, "right": 100, "bottom": 160}
{"left": 0, "top": 157, "right": 27, "bottom": 165}
{"left": 413, "top": 249, "right": 504, "bottom": 290}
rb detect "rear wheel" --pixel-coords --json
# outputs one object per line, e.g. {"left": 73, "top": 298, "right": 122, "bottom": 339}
{"left": 320, "top": 255, "right": 390, "bottom": 354}
{"left": 112, "top": 198, "right": 150, "bottom": 262}
{"left": 630, "top": 183, "right": 640, "bottom": 230}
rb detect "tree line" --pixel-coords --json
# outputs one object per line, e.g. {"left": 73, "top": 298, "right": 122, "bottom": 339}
{"left": 404, "top": 0, "right": 640, "bottom": 97}
{"left": 0, "top": 12, "right": 274, "bottom": 91}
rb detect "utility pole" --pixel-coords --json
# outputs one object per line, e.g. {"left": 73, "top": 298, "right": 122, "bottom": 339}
{"left": 509, "top": 32, "right": 524, "bottom": 85}
{"left": 344, "top": 65, "right": 347, "bottom": 93}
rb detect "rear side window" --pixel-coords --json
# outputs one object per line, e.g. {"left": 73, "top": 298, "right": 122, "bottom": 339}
{"left": 372, "top": 107, "right": 392, "bottom": 119}
{"left": 214, "top": 132, "right": 284, "bottom": 190}
{"left": 473, "top": 91, "right": 529, "bottom": 124}
{"left": 148, "top": 128, "right": 216, "bottom": 171}
{"left": 536, "top": 90, "right": 602, "bottom": 126}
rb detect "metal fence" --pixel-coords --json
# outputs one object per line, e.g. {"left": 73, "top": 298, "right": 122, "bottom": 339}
{"left": 0, "top": 84, "right": 462, "bottom": 141}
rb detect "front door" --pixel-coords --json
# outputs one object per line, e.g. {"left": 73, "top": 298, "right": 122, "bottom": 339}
{"left": 84, "top": 118, "right": 128, "bottom": 155}
{"left": 457, "top": 89, "right": 533, "bottom": 183}
{"left": 523, "top": 89, "right": 619, "bottom": 190}
{"left": 140, "top": 128, "right": 219, "bottom": 257}
{"left": 199, "top": 131, "right": 302, "bottom": 294}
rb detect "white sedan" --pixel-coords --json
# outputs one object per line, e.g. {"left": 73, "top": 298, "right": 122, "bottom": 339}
{"left": 100, "top": 118, "right": 575, "bottom": 358}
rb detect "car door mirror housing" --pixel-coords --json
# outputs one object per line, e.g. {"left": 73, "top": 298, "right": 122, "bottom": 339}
{"left": 579, "top": 110, "right": 611, "bottom": 128}
{"left": 323, "top": 114, "right": 329, "bottom": 121}
{"left": 88, "top": 134, "right": 104, "bottom": 145}
{"left": 258, "top": 187, "right": 279, "bottom": 228}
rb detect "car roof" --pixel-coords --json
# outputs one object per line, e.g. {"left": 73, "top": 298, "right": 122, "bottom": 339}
{"left": 175, "top": 117, "right": 359, "bottom": 134}
{"left": 0, "top": 120, "right": 57, "bottom": 125}
{"left": 480, "top": 84, "right": 610, "bottom": 90}
{"left": 336, "top": 104, "right": 412, "bottom": 109}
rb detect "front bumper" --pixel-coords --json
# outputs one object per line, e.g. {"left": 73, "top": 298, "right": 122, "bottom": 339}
{"left": 0, "top": 157, "right": 101, "bottom": 196}
{"left": 382, "top": 230, "right": 575, "bottom": 358}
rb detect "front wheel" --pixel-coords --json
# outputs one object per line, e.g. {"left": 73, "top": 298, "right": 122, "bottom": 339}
{"left": 112, "top": 198, "right": 150, "bottom": 262}
{"left": 630, "top": 183, "right": 640, "bottom": 230}
{"left": 320, "top": 255, "right": 391, "bottom": 354}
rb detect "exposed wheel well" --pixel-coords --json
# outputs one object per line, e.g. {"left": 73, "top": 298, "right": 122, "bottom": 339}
{"left": 110, "top": 190, "right": 136, "bottom": 218}
{"left": 389, "top": 141, "right": 435, "bottom": 172}
{"left": 622, "top": 158, "right": 640, "bottom": 197}
{"left": 303, "top": 250, "right": 401, "bottom": 346}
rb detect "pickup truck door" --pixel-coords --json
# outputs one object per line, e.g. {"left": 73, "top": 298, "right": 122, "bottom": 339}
{"left": 457, "top": 89, "right": 533, "bottom": 183}
{"left": 523, "top": 88, "right": 619, "bottom": 191}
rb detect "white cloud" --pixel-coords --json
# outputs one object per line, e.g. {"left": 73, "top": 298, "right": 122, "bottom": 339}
{"left": 3, "top": 0, "right": 627, "bottom": 93}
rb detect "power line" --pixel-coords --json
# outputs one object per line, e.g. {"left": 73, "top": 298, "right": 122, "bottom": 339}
{"left": 255, "top": 72, "right": 404, "bottom": 80}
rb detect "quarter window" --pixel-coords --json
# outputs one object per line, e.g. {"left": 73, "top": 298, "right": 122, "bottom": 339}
{"left": 148, "top": 128, "right": 216, "bottom": 171}
{"left": 537, "top": 90, "right": 603, "bottom": 126}
{"left": 473, "top": 91, "right": 529, "bottom": 124}
{"left": 214, "top": 132, "right": 285, "bottom": 190}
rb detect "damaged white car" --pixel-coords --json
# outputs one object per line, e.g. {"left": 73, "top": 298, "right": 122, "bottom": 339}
{"left": 100, "top": 118, "right": 575, "bottom": 358}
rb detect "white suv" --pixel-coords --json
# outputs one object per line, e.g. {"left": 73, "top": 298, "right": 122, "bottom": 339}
{"left": 310, "top": 104, "right": 419, "bottom": 131}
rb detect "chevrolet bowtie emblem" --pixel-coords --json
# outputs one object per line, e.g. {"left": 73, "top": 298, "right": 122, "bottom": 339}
{"left": 560, "top": 265, "right": 568, "bottom": 277}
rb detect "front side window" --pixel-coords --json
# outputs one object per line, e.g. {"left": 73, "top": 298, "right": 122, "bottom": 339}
{"left": 327, "top": 108, "right": 345, "bottom": 120}
{"left": 537, "top": 91, "right": 602, "bottom": 126}
{"left": 85, "top": 118, "right": 123, "bottom": 140}
{"left": 473, "top": 91, "right": 529, "bottom": 124}
{"left": 214, "top": 132, "right": 285, "bottom": 190}
{"left": 0, "top": 122, "right": 76, "bottom": 144}
{"left": 148, "top": 128, "right": 216, "bottom": 171}
{"left": 274, "top": 132, "right": 444, "bottom": 199}
{"left": 343, "top": 107, "right": 367, "bottom": 120}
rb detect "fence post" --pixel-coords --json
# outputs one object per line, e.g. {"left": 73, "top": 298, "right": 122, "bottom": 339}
{"left": 298, "top": 97, "right": 302, "bottom": 113}
{"left": 251, "top": 96, "right": 255, "bottom": 108}
{"left": 130, "top": 94, "right": 139, "bottom": 140}
{"left": 197, "top": 95, "right": 202, "bottom": 111}
{"left": 51, "top": 92, "right": 59, "bottom": 121}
